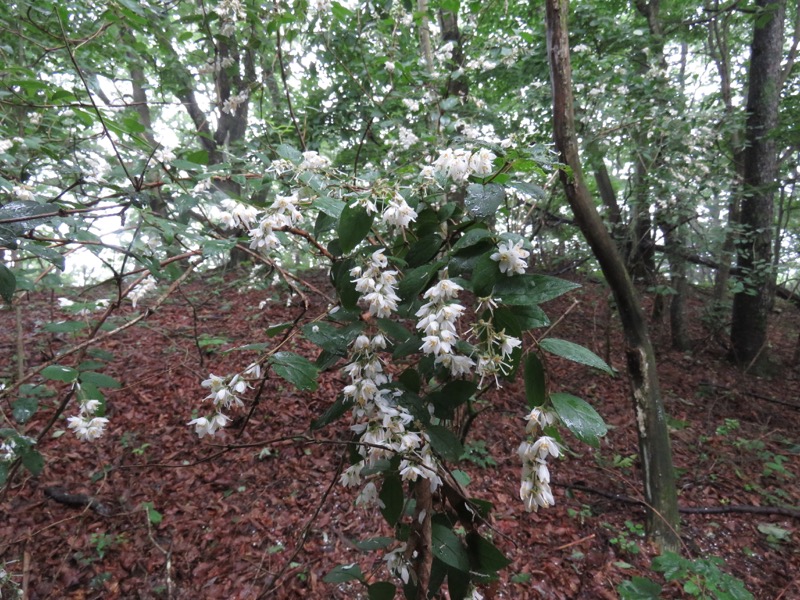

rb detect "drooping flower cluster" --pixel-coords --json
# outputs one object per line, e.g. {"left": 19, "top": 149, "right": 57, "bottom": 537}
{"left": 188, "top": 363, "right": 261, "bottom": 437}
{"left": 218, "top": 198, "right": 259, "bottom": 230}
{"left": 350, "top": 250, "right": 400, "bottom": 318}
{"left": 222, "top": 90, "right": 248, "bottom": 115}
{"left": 339, "top": 252, "right": 442, "bottom": 498}
{"left": 490, "top": 240, "right": 530, "bottom": 276}
{"left": 67, "top": 387, "right": 109, "bottom": 442}
{"left": 415, "top": 278, "right": 475, "bottom": 378}
{"left": 215, "top": 0, "right": 245, "bottom": 35}
{"left": 431, "top": 147, "right": 497, "bottom": 183}
{"left": 518, "top": 407, "right": 559, "bottom": 512}
{"left": 248, "top": 192, "right": 303, "bottom": 254}
{"left": 382, "top": 192, "right": 418, "bottom": 231}
{"left": 129, "top": 276, "right": 157, "bottom": 309}
{"left": 471, "top": 318, "right": 522, "bottom": 387}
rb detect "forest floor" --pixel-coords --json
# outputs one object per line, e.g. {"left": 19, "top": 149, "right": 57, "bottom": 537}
{"left": 1, "top": 267, "right": 799, "bottom": 600}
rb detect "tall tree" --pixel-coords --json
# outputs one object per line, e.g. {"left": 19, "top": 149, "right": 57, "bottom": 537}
{"left": 730, "top": 0, "right": 785, "bottom": 367}
{"left": 546, "top": 0, "right": 680, "bottom": 550}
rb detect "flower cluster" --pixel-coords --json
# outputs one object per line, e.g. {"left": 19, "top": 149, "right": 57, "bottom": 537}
{"left": 222, "top": 90, "right": 248, "bottom": 115}
{"left": 299, "top": 150, "right": 331, "bottom": 171}
{"left": 470, "top": 317, "right": 522, "bottom": 387}
{"left": 490, "top": 240, "right": 530, "bottom": 276}
{"left": 1, "top": 439, "right": 17, "bottom": 462}
{"left": 218, "top": 199, "right": 259, "bottom": 230}
{"left": 339, "top": 252, "right": 442, "bottom": 499}
{"left": 129, "top": 276, "right": 157, "bottom": 309}
{"left": 431, "top": 147, "right": 497, "bottom": 183}
{"left": 415, "top": 278, "right": 475, "bottom": 377}
{"left": 248, "top": 192, "right": 303, "bottom": 254}
{"left": 67, "top": 389, "right": 109, "bottom": 442}
{"left": 518, "top": 407, "right": 559, "bottom": 512}
{"left": 215, "top": 0, "right": 245, "bottom": 35}
{"left": 339, "top": 333, "right": 439, "bottom": 492}
{"left": 382, "top": 193, "right": 418, "bottom": 230}
{"left": 188, "top": 363, "right": 261, "bottom": 437}
{"left": 350, "top": 250, "right": 400, "bottom": 318}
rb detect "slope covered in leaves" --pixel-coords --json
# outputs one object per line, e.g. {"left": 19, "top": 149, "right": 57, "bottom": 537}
{"left": 1, "top": 269, "right": 798, "bottom": 599}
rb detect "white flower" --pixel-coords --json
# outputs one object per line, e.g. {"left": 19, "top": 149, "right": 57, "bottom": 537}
{"left": 12, "top": 186, "right": 35, "bottom": 202}
{"left": 299, "top": 150, "right": 331, "bottom": 171}
{"left": 469, "top": 148, "right": 496, "bottom": 176}
{"left": 383, "top": 194, "right": 418, "bottom": 229}
{"left": 525, "top": 407, "right": 556, "bottom": 433}
{"left": 385, "top": 61, "right": 396, "bottom": 73}
{"left": 68, "top": 415, "right": 109, "bottom": 442}
{"left": 222, "top": 91, "right": 248, "bottom": 115}
{"left": 188, "top": 413, "right": 229, "bottom": 438}
{"left": 490, "top": 240, "right": 529, "bottom": 276}
{"left": 397, "top": 126, "right": 418, "bottom": 149}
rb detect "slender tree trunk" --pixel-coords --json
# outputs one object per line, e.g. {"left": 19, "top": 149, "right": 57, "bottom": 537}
{"left": 730, "top": 0, "right": 784, "bottom": 367}
{"left": 546, "top": 0, "right": 680, "bottom": 550}
{"left": 708, "top": 7, "right": 745, "bottom": 309}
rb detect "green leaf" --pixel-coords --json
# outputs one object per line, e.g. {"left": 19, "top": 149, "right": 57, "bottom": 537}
{"left": 524, "top": 353, "right": 546, "bottom": 408}
{"left": 367, "top": 581, "right": 396, "bottom": 600}
{"left": 42, "top": 320, "right": 87, "bottom": 333}
{"left": 376, "top": 318, "right": 412, "bottom": 343}
{"left": 465, "top": 183, "right": 505, "bottom": 219}
{"left": 379, "top": 475, "right": 404, "bottom": 527}
{"left": 276, "top": 144, "right": 302, "bottom": 163}
{"left": 429, "top": 380, "right": 477, "bottom": 420}
{"left": 311, "top": 395, "right": 350, "bottom": 430}
{"left": 331, "top": 259, "right": 360, "bottom": 310}
{"left": 470, "top": 252, "right": 502, "bottom": 297}
{"left": 493, "top": 275, "right": 580, "bottom": 306}
{"left": 508, "top": 181, "right": 545, "bottom": 199}
{"left": 466, "top": 532, "right": 512, "bottom": 574}
{"left": 0, "top": 263, "right": 15, "bottom": 303}
{"left": 302, "top": 322, "right": 362, "bottom": 354}
{"left": 507, "top": 304, "right": 550, "bottom": 330}
{"left": 338, "top": 203, "right": 374, "bottom": 253}
{"left": 141, "top": 501, "right": 163, "bottom": 525}
{"left": 431, "top": 523, "right": 470, "bottom": 572}
{"left": 0, "top": 200, "right": 53, "bottom": 233}
{"left": 323, "top": 563, "right": 364, "bottom": 584}
{"left": 538, "top": 338, "right": 613, "bottom": 374}
{"left": 79, "top": 372, "right": 122, "bottom": 389}
{"left": 550, "top": 393, "right": 607, "bottom": 448}
{"left": 618, "top": 577, "right": 662, "bottom": 600}
{"left": 452, "top": 227, "right": 492, "bottom": 253}
{"left": 398, "top": 260, "right": 447, "bottom": 302}
{"left": 21, "top": 448, "right": 44, "bottom": 476}
{"left": 353, "top": 537, "right": 394, "bottom": 551}
{"left": 313, "top": 196, "right": 346, "bottom": 219}
{"left": 269, "top": 352, "right": 319, "bottom": 391}
{"left": 427, "top": 425, "right": 464, "bottom": 462}
{"left": 12, "top": 397, "right": 38, "bottom": 424}
{"left": 406, "top": 234, "right": 443, "bottom": 267}
{"left": 41, "top": 364, "right": 78, "bottom": 382}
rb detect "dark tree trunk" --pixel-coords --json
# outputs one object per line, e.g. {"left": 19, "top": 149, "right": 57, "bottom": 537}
{"left": 730, "top": 0, "right": 784, "bottom": 367}
{"left": 546, "top": 0, "right": 680, "bottom": 551}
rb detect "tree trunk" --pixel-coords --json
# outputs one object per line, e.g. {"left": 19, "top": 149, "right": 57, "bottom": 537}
{"left": 730, "top": 0, "right": 784, "bottom": 368}
{"left": 546, "top": 0, "right": 680, "bottom": 550}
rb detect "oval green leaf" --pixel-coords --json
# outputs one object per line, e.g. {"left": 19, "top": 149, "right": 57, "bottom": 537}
{"left": 550, "top": 392, "right": 607, "bottom": 448}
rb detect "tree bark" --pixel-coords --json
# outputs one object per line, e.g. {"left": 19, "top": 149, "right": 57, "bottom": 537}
{"left": 546, "top": 0, "right": 680, "bottom": 550}
{"left": 730, "top": 0, "right": 784, "bottom": 368}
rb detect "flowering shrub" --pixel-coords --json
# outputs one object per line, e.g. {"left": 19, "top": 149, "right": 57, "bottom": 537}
{"left": 180, "top": 142, "right": 611, "bottom": 597}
